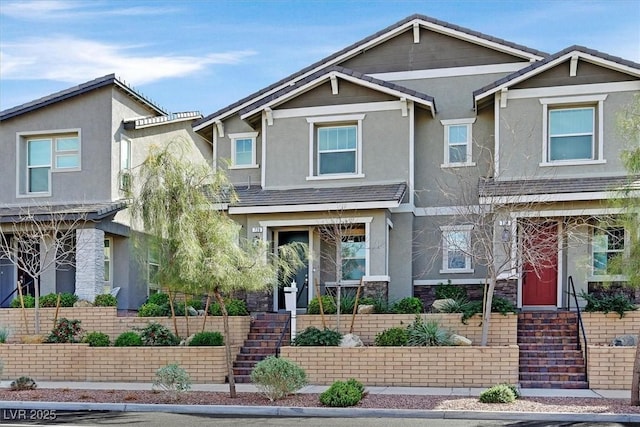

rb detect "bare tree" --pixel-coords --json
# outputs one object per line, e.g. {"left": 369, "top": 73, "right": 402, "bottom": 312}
{"left": 0, "top": 205, "right": 87, "bottom": 334}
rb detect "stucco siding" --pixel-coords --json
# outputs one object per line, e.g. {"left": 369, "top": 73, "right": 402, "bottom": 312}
{"left": 280, "top": 81, "right": 395, "bottom": 109}
{"left": 513, "top": 61, "right": 636, "bottom": 89}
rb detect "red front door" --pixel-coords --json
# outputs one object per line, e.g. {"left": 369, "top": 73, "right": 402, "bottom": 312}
{"left": 522, "top": 222, "right": 558, "bottom": 306}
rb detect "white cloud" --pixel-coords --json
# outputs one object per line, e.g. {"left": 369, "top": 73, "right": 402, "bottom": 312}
{"left": 0, "top": 36, "right": 256, "bottom": 85}
{"left": 0, "top": 0, "right": 176, "bottom": 20}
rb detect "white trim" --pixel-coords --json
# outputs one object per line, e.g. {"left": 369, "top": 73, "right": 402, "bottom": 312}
{"left": 414, "top": 278, "right": 487, "bottom": 286}
{"left": 364, "top": 221, "right": 371, "bottom": 276}
{"left": 306, "top": 173, "right": 365, "bottom": 181}
{"left": 414, "top": 205, "right": 484, "bottom": 217}
{"left": 232, "top": 200, "right": 399, "bottom": 214}
{"left": 439, "top": 224, "right": 474, "bottom": 273}
{"left": 413, "top": 22, "right": 420, "bottom": 43}
{"left": 494, "top": 92, "right": 501, "bottom": 176}
{"left": 369, "top": 62, "right": 529, "bottom": 81}
{"left": 481, "top": 190, "right": 637, "bottom": 205}
{"left": 273, "top": 101, "right": 403, "bottom": 119}
{"left": 104, "top": 237, "right": 113, "bottom": 287}
{"left": 363, "top": 275, "right": 390, "bottom": 282}
{"left": 556, "top": 221, "right": 564, "bottom": 308}
{"left": 229, "top": 131, "right": 259, "bottom": 168}
{"left": 408, "top": 101, "right": 415, "bottom": 206}
{"left": 440, "top": 118, "right": 476, "bottom": 167}
{"left": 307, "top": 114, "right": 365, "bottom": 178}
{"left": 512, "top": 207, "right": 627, "bottom": 218}
{"left": 540, "top": 159, "right": 607, "bottom": 167}
{"left": 261, "top": 111, "right": 266, "bottom": 186}
{"left": 505, "top": 81, "right": 640, "bottom": 100}
{"left": 259, "top": 217, "right": 373, "bottom": 228}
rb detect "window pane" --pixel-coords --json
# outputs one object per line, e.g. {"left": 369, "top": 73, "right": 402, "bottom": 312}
{"left": 448, "top": 250, "right": 466, "bottom": 269}
{"left": 29, "top": 167, "right": 49, "bottom": 192}
{"left": 318, "top": 126, "right": 356, "bottom": 151}
{"left": 549, "top": 135, "right": 593, "bottom": 160}
{"left": 235, "top": 138, "right": 252, "bottom": 165}
{"left": 56, "top": 137, "right": 79, "bottom": 152}
{"left": 121, "top": 139, "right": 131, "bottom": 170}
{"left": 449, "top": 145, "right": 466, "bottom": 163}
{"left": 449, "top": 125, "right": 467, "bottom": 144}
{"left": 342, "top": 258, "right": 365, "bottom": 280}
{"left": 319, "top": 151, "right": 356, "bottom": 174}
{"left": 56, "top": 154, "right": 79, "bottom": 168}
{"left": 28, "top": 139, "right": 51, "bottom": 166}
{"left": 550, "top": 108, "right": 593, "bottom": 135}
{"left": 593, "top": 252, "right": 607, "bottom": 274}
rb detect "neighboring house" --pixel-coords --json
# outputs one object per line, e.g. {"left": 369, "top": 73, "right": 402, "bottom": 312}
{"left": 193, "top": 14, "right": 639, "bottom": 312}
{"left": 0, "top": 74, "right": 211, "bottom": 309}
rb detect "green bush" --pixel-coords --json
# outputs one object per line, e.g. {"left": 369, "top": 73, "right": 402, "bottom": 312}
{"left": 479, "top": 384, "right": 517, "bottom": 403}
{"left": 114, "top": 331, "right": 142, "bottom": 347}
{"left": 392, "top": 297, "right": 424, "bottom": 314}
{"left": 94, "top": 294, "right": 117, "bottom": 307}
{"left": 45, "top": 318, "right": 83, "bottom": 343}
{"left": 580, "top": 290, "right": 637, "bottom": 318}
{"left": 492, "top": 296, "right": 517, "bottom": 315}
{"left": 147, "top": 292, "right": 169, "bottom": 306}
{"left": 153, "top": 363, "right": 191, "bottom": 400}
{"left": 137, "top": 302, "right": 165, "bottom": 317}
{"left": 374, "top": 327, "right": 408, "bottom": 346}
{"left": 139, "top": 322, "right": 180, "bottom": 346}
{"left": 435, "top": 281, "right": 467, "bottom": 300}
{"left": 292, "top": 327, "right": 342, "bottom": 346}
{"left": 83, "top": 331, "right": 110, "bottom": 347}
{"left": 10, "top": 376, "right": 37, "bottom": 391}
{"left": 407, "top": 316, "right": 453, "bottom": 346}
{"left": 10, "top": 295, "right": 35, "bottom": 308}
{"left": 208, "top": 299, "right": 249, "bottom": 316}
{"left": 250, "top": 356, "right": 308, "bottom": 401}
{"left": 188, "top": 331, "right": 223, "bottom": 346}
{"left": 307, "top": 295, "right": 337, "bottom": 314}
{"left": 358, "top": 295, "right": 390, "bottom": 314}
{"left": 187, "top": 298, "right": 204, "bottom": 311}
{"left": 319, "top": 378, "right": 365, "bottom": 407}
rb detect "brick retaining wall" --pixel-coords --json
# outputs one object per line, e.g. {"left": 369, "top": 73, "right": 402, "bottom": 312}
{"left": 587, "top": 345, "right": 635, "bottom": 389}
{"left": 581, "top": 312, "right": 640, "bottom": 345}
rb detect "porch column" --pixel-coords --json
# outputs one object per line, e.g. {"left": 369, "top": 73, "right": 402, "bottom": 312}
{"left": 75, "top": 228, "right": 105, "bottom": 302}
{"left": 362, "top": 276, "right": 390, "bottom": 301}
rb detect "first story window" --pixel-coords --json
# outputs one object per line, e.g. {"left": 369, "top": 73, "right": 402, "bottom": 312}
{"left": 440, "top": 225, "right": 473, "bottom": 273}
{"left": 441, "top": 118, "right": 476, "bottom": 166}
{"left": 341, "top": 230, "right": 366, "bottom": 281}
{"left": 104, "top": 238, "right": 112, "bottom": 285}
{"left": 229, "top": 132, "right": 258, "bottom": 168}
{"left": 592, "top": 226, "right": 625, "bottom": 275}
{"left": 18, "top": 130, "right": 81, "bottom": 196}
{"left": 148, "top": 245, "right": 160, "bottom": 291}
{"left": 307, "top": 114, "right": 364, "bottom": 179}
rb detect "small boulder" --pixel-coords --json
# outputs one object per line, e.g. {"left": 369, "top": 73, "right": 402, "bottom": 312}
{"left": 357, "top": 304, "right": 375, "bottom": 314}
{"left": 180, "top": 334, "right": 197, "bottom": 346}
{"left": 197, "top": 309, "right": 206, "bottom": 316}
{"left": 612, "top": 334, "right": 638, "bottom": 346}
{"left": 451, "top": 334, "right": 472, "bottom": 346}
{"left": 187, "top": 306, "right": 198, "bottom": 316}
{"left": 432, "top": 298, "right": 455, "bottom": 312}
{"left": 340, "top": 333, "right": 363, "bottom": 347}
{"left": 73, "top": 299, "right": 93, "bottom": 308}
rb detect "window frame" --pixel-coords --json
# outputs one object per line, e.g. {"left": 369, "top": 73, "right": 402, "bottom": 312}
{"left": 439, "top": 225, "right": 474, "bottom": 274}
{"left": 104, "top": 238, "right": 112, "bottom": 287}
{"left": 148, "top": 245, "right": 160, "bottom": 292}
{"left": 340, "top": 230, "right": 366, "bottom": 282}
{"left": 119, "top": 137, "right": 132, "bottom": 191}
{"left": 228, "top": 132, "right": 259, "bottom": 169}
{"left": 306, "top": 114, "right": 365, "bottom": 180}
{"left": 440, "top": 118, "right": 476, "bottom": 167}
{"left": 540, "top": 95, "right": 607, "bottom": 166}
{"left": 591, "top": 226, "right": 626, "bottom": 278}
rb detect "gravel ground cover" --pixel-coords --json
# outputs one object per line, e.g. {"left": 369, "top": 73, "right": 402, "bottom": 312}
{"left": 0, "top": 389, "right": 639, "bottom": 415}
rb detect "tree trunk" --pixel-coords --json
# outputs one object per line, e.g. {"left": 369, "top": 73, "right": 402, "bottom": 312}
{"left": 632, "top": 328, "right": 640, "bottom": 405}
{"left": 480, "top": 280, "right": 496, "bottom": 346}
{"left": 34, "top": 276, "right": 40, "bottom": 334}
{"left": 167, "top": 289, "right": 178, "bottom": 337}
{"left": 17, "top": 279, "right": 29, "bottom": 335}
{"left": 202, "top": 294, "right": 211, "bottom": 333}
{"left": 214, "top": 289, "right": 236, "bottom": 398}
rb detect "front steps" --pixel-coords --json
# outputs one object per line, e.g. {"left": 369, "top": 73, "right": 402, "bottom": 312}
{"left": 231, "top": 312, "right": 290, "bottom": 384}
{"left": 518, "top": 311, "right": 588, "bottom": 389}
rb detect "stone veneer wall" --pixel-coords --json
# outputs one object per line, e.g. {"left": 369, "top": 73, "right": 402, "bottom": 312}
{"left": 413, "top": 280, "right": 517, "bottom": 309}
{"left": 281, "top": 346, "right": 519, "bottom": 387}
{"left": 0, "top": 344, "right": 235, "bottom": 383}
{"left": 75, "top": 228, "right": 105, "bottom": 302}
{"left": 297, "top": 313, "right": 517, "bottom": 346}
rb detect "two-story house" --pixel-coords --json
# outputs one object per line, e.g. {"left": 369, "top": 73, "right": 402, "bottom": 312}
{"left": 193, "top": 14, "right": 639, "bottom": 313}
{"left": 0, "top": 74, "right": 211, "bottom": 309}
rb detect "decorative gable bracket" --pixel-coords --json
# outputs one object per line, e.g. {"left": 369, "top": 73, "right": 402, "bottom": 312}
{"left": 570, "top": 54, "right": 579, "bottom": 77}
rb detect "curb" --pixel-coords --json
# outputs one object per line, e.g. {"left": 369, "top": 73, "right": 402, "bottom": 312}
{"left": 1, "top": 401, "right": 639, "bottom": 422}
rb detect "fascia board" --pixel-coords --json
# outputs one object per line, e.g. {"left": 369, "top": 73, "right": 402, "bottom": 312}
{"left": 229, "top": 200, "right": 401, "bottom": 215}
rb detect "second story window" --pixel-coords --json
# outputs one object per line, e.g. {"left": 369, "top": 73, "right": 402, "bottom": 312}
{"left": 229, "top": 132, "right": 258, "bottom": 169}
{"left": 306, "top": 114, "right": 365, "bottom": 180}
{"left": 18, "top": 131, "right": 81, "bottom": 196}
{"left": 120, "top": 137, "right": 131, "bottom": 191}
{"left": 441, "top": 118, "right": 476, "bottom": 167}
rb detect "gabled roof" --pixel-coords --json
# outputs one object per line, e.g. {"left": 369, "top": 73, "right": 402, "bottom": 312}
{"left": 239, "top": 66, "right": 436, "bottom": 120}
{"left": 123, "top": 111, "right": 202, "bottom": 130}
{"left": 0, "top": 74, "right": 166, "bottom": 122}
{"left": 194, "top": 14, "right": 546, "bottom": 131}
{"left": 0, "top": 201, "right": 127, "bottom": 223}
{"left": 227, "top": 183, "right": 407, "bottom": 214}
{"left": 474, "top": 45, "right": 640, "bottom": 106}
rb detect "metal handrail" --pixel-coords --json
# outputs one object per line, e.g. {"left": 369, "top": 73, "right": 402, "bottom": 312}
{"left": 275, "top": 311, "right": 292, "bottom": 358}
{"left": 567, "top": 275, "right": 588, "bottom": 382}
{"left": 0, "top": 283, "right": 29, "bottom": 307}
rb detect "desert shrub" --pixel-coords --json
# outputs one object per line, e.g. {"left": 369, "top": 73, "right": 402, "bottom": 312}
{"left": 83, "top": 331, "right": 110, "bottom": 347}
{"left": 45, "top": 318, "right": 83, "bottom": 343}
{"left": 580, "top": 290, "right": 637, "bottom": 318}
{"left": 407, "top": 316, "right": 453, "bottom": 346}
{"left": 10, "top": 376, "right": 37, "bottom": 391}
{"left": 435, "top": 281, "right": 467, "bottom": 301}
{"left": 374, "top": 327, "right": 408, "bottom": 346}
{"left": 291, "top": 327, "right": 341, "bottom": 346}
{"left": 114, "top": 331, "right": 142, "bottom": 347}
{"left": 137, "top": 302, "right": 165, "bottom": 317}
{"left": 306, "top": 295, "right": 337, "bottom": 315}
{"left": 188, "top": 331, "right": 223, "bottom": 346}
{"left": 139, "top": 322, "right": 180, "bottom": 346}
{"left": 208, "top": 299, "right": 249, "bottom": 316}
{"left": 491, "top": 296, "right": 517, "bottom": 315}
{"left": 0, "top": 326, "right": 11, "bottom": 343}
{"left": 250, "top": 356, "right": 307, "bottom": 401}
{"left": 186, "top": 298, "right": 203, "bottom": 311}
{"left": 153, "top": 363, "right": 191, "bottom": 400}
{"left": 10, "top": 295, "right": 35, "bottom": 308}
{"left": 147, "top": 292, "right": 169, "bottom": 306}
{"left": 94, "top": 294, "right": 117, "bottom": 307}
{"left": 339, "top": 294, "right": 357, "bottom": 314}
{"left": 392, "top": 297, "right": 424, "bottom": 314}
{"left": 319, "top": 378, "right": 364, "bottom": 407}
{"left": 358, "top": 295, "right": 390, "bottom": 314}
{"left": 479, "top": 384, "right": 517, "bottom": 404}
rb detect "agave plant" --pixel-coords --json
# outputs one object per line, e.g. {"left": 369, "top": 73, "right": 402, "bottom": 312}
{"left": 407, "top": 316, "right": 453, "bottom": 346}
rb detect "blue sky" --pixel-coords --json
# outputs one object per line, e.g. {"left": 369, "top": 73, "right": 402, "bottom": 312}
{"left": 1, "top": 0, "right": 638, "bottom": 115}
